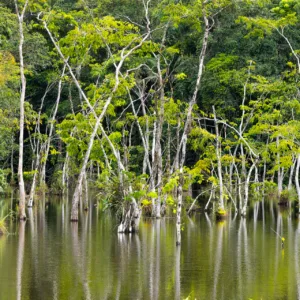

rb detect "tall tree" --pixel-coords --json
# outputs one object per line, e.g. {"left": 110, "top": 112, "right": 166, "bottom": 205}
{"left": 15, "top": 0, "right": 29, "bottom": 220}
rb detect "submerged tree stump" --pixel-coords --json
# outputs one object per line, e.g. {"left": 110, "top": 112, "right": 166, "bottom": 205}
{"left": 216, "top": 208, "right": 227, "bottom": 220}
{"left": 278, "top": 191, "right": 289, "bottom": 207}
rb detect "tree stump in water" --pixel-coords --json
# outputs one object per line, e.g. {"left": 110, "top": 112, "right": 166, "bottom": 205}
{"left": 216, "top": 208, "right": 227, "bottom": 220}
{"left": 278, "top": 191, "right": 289, "bottom": 207}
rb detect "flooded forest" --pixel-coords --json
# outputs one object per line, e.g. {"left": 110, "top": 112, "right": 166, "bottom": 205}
{"left": 1, "top": 0, "right": 300, "bottom": 299}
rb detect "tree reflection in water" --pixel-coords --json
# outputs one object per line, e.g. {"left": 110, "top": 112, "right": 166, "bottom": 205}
{"left": 0, "top": 196, "right": 297, "bottom": 299}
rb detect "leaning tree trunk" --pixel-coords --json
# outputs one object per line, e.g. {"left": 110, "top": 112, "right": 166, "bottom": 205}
{"left": 43, "top": 9, "right": 151, "bottom": 222}
{"left": 204, "top": 187, "right": 215, "bottom": 211}
{"left": 70, "top": 116, "right": 105, "bottom": 221}
{"left": 15, "top": 0, "right": 29, "bottom": 220}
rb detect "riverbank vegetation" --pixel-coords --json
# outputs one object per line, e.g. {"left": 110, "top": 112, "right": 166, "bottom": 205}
{"left": 1, "top": 0, "right": 300, "bottom": 244}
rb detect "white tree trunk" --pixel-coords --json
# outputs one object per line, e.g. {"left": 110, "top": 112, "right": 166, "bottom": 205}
{"left": 27, "top": 145, "right": 44, "bottom": 207}
{"left": 241, "top": 161, "right": 256, "bottom": 217}
{"left": 262, "top": 159, "right": 267, "bottom": 193}
{"left": 152, "top": 43, "right": 168, "bottom": 218}
{"left": 276, "top": 136, "right": 283, "bottom": 196}
{"left": 213, "top": 106, "right": 224, "bottom": 211}
{"left": 204, "top": 188, "right": 214, "bottom": 211}
{"left": 295, "top": 154, "right": 300, "bottom": 213}
{"left": 288, "top": 156, "right": 296, "bottom": 191}
{"left": 175, "top": 6, "right": 210, "bottom": 245}
{"left": 83, "top": 172, "right": 89, "bottom": 210}
{"left": 15, "top": 0, "right": 29, "bottom": 220}
{"left": 11, "top": 137, "right": 14, "bottom": 184}
{"left": 176, "top": 166, "right": 184, "bottom": 246}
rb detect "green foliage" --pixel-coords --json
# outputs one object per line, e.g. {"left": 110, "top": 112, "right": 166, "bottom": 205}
{"left": 0, "top": 169, "right": 8, "bottom": 193}
{"left": 163, "top": 177, "right": 179, "bottom": 194}
{"left": 216, "top": 207, "right": 227, "bottom": 217}
{"left": 0, "top": 217, "right": 7, "bottom": 235}
{"left": 1, "top": 0, "right": 300, "bottom": 219}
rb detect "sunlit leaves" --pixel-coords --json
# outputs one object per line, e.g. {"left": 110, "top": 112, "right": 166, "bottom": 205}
{"left": 238, "top": 0, "right": 299, "bottom": 39}
{"left": 207, "top": 54, "right": 240, "bottom": 72}
{"left": 0, "top": 51, "right": 19, "bottom": 86}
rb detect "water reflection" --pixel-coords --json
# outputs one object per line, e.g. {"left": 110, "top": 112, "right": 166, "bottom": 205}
{"left": 212, "top": 221, "right": 224, "bottom": 300}
{"left": 0, "top": 196, "right": 300, "bottom": 299}
{"left": 175, "top": 246, "right": 181, "bottom": 300}
{"left": 295, "top": 220, "right": 300, "bottom": 299}
{"left": 17, "top": 221, "right": 26, "bottom": 300}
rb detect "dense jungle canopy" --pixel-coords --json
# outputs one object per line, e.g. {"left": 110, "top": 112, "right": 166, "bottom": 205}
{"left": 1, "top": 0, "right": 300, "bottom": 244}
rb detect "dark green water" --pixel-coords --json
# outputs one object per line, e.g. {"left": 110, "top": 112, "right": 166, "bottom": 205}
{"left": 0, "top": 195, "right": 300, "bottom": 299}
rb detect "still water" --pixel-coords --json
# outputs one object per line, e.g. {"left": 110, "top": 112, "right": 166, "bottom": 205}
{"left": 0, "top": 195, "right": 300, "bottom": 300}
